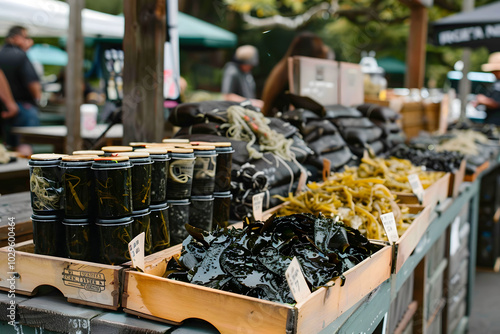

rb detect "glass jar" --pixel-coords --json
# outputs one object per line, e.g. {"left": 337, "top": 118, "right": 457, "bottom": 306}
{"left": 166, "top": 148, "right": 195, "bottom": 200}
{"left": 63, "top": 217, "right": 92, "bottom": 261}
{"left": 116, "top": 152, "right": 153, "bottom": 211}
{"left": 32, "top": 213, "right": 63, "bottom": 256}
{"left": 29, "top": 153, "right": 66, "bottom": 214}
{"left": 150, "top": 202, "right": 170, "bottom": 252}
{"left": 212, "top": 143, "right": 234, "bottom": 192}
{"left": 167, "top": 199, "right": 190, "bottom": 245}
{"left": 61, "top": 155, "right": 98, "bottom": 218}
{"left": 131, "top": 208, "right": 152, "bottom": 255}
{"left": 136, "top": 148, "right": 169, "bottom": 204}
{"left": 212, "top": 191, "right": 232, "bottom": 230}
{"left": 190, "top": 195, "right": 214, "bottom": 231}
{"left": 92, "top": 156, "right": 133, "bottom": 218}
{"left": 96, "top": 216, "right": 133, "bottom": 265}
{"left": 191, "top": 146, "right": 217, "bottom": 196}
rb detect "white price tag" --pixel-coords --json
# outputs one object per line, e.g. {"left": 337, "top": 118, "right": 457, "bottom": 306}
{"left": 408, "top": 174, "right": 424, "bottom": 203}
{"left": 285, "top": 257, "right": 311, "bottom": 303}
{"left": 380, "top": 212, "right": 399, "bottom": 243}
{"left": 295, "top": 169, "right": 308, "bottom": 194}
{"left": 252, "top": 193, "right": 265, "bottom": 221}
{"left": 450, "top": 217, "right": 461, "bottom": 256}
{"left": 128, "top": 232, "right": 145, "bottom": 271}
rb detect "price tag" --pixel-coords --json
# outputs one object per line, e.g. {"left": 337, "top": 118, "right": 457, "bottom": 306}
{"left": 295, "top": 169, "right": 308, "bottom": 194}
{"left": 128, "top": 232, "right": 145, "bottom": 271}
{"left": 450, "top": 217, "right": 461, "bottom": 256}
{"left": 408, "top": 174, "right": 424, "bottom": 203}
{"left": 322, "top": 158, "right": 331, "bottom": 182}
{"left": 252, "top": 193, "right": 265, "bottom": 221}
{"left": 285, "top": 257, "right": 311, "bottom": 303}
{"left": 380, "top": 212, "right": 399, "bottom": 243}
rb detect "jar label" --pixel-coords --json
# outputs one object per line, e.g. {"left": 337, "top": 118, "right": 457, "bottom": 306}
{"left": 169, "top": 160, "right": 194, "bottom": 184}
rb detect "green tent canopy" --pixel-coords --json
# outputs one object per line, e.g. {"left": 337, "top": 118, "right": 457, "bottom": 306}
{"left": 177, "top": 12, "right": 236, "bottom": 48}
{"left": 377, "top": 57, "right": 407, "bottom": 74}
{"left": 59, "top": 12, "right": 237, "bottom": 49}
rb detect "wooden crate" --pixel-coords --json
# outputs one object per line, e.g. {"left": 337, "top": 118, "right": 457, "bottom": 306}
{"left": 123, "top": 244, "right": 392, "bottom": 334}
{"left": 395, "top": 173, "right": 450, "bottom": 207}
{"left": 393, "top": 204, "right": 434, "bottom": 274}
{"left": 0, "top": 240, "right": 124, "bottom": 310}
{"left": 448, "top": 160, "right": 466, "bottom": 198}
{"left": 464, "top": 161, "right": 490, "bottom": 182}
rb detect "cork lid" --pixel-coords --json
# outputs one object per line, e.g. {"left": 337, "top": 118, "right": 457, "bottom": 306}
{"left": 73, "top": 150, "right": 104, "bottom": 155}
{"left": 62, "top": 155, "right": 99, "bottom": 161}
{"left": 191, "top": 141, "right": 231, "bottom": 148}
{"left": 189, "top": 145, "right": 216, "bottom": 151}
{"left": 162, "top": 139, "right": 190, "bottom": 144}
{"left": 128, "top": 142, "right": 150, "bottom": 147}
{"left": 136, "top": 148, "right": 169, "bottom": 154}
{"left": 101, "top": 146, "right": 133, "bottom": 153}
{"left": 30, "top": 153, "right": 67, "bottom": 160}
{"left": 169, "top": 148, "right": 194, "bottom": 153}
{"left": 94, "top": 156, "right": 129, "bottom": 162}
{"left": 115, "top": 152, "right": 150, "bottom": 158}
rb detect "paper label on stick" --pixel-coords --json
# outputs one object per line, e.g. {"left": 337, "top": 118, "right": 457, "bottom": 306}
{"left": 128, "top": 232, "right": 145, "bottom": 271}
{"left": 295, "top": 169, "right": 308, "bottom": 194}
{"left": 380, "top": 212, "right": 399, "bottom": 243}
{"left": 450, "top": 217, "right": 461, "bottom": 256}
{"left": 408, "top": 174, "right": 424, "bottom": 203}
{"left": 252, "top": 193, "right": 265, "bottom": 221}
{"left": 322, "top": 158, "right": 331, "bottom": 182}
{"left": 285, "top": 257, "right": 311, "bottom": 303}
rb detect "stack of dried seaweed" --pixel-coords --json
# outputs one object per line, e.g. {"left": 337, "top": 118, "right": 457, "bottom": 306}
{"left": 163, "top": 214, "right": 381, "bottom": 304}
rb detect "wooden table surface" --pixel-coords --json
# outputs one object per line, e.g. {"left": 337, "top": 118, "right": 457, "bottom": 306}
{"left": 0, "top": 191, "right": 32, "bottom": 246}
{"left": 12, "top": 124, "right": 123, "bottom": 152}
{"left": 0, "top": 158, "right": 30, "bottom": 194}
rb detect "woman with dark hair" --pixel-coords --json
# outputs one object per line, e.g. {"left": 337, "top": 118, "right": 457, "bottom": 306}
{"left": 261, "top": 32, "right": 329, "bottom": 116}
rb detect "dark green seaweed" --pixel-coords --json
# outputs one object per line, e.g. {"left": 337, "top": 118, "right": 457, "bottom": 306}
{"left": 164, "top": 214, "right": 381, "bottom": 304}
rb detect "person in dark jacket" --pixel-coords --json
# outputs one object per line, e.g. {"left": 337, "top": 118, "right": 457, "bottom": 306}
{"left": 473, "top": 52, "right": 500, "bottom": 125}
{"left": 0, "top": 26, "right": 41, "bottom": 155}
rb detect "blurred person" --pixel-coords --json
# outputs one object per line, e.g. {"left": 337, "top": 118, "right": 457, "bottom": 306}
{"left": 472, "top": 52, "right": 500, "bottom": 125}
{"left": 0, "top": 69, "right": 18, "bottom": 120}
{"left": 221, "top": 45, "right": 263, "bottom": 108}
{"left": 261, "top": 32, "right": 329, "bottom": 116}
{"left": 0, "top": 26, "right": 41, "bottom": 156}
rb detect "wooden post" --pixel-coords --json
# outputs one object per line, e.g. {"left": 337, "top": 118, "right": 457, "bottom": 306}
{"left": 65, "top": 0, "right": 84, "bottom": 153}
{"left": 123, "top": 0, "right": 166, "bottom": 144}
{"left": 405, "top": 4, "right": 428, "bottom": 89}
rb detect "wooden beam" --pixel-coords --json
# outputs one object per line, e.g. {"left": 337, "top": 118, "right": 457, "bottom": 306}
{"left": 123, "top": 0, "right": 166, "bottom": 144}
{"left": 405, "top": 4, "right": 428, "bottom": 89}
{"left": 65, "top": 0, "right": 84, "bottom": 153}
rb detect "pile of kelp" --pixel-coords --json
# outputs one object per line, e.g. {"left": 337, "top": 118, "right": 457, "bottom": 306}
{"left": 163, "top": 214, "right": 381, "bottom": 304}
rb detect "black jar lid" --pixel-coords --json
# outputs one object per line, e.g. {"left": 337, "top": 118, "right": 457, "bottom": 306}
{"left": 96, "top": 216, "right": 134, "bottom": 226}
{"left": 150, "top": 202, "right": 168, "bottom": 211}
{"left": 213, "top": 191, "right": 233, "bottom": 199}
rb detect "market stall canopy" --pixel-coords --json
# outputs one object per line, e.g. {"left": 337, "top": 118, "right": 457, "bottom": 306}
{"left": 0, "top": 0, "right": 236, "bottom": 48}
{"left": 27, "top": 44, "right": 68, "bottom": 66}
{"left": 0, "top": 0, "right": 123, "bottom": 38}
{"left": 177, "top": 12, "right": 236, "bottom": 48}
{"left": 377, "top": 57, "right": 406, "bottom": 75}
{"left": 431, "top": 1, "right": 500, "bottom": 51}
